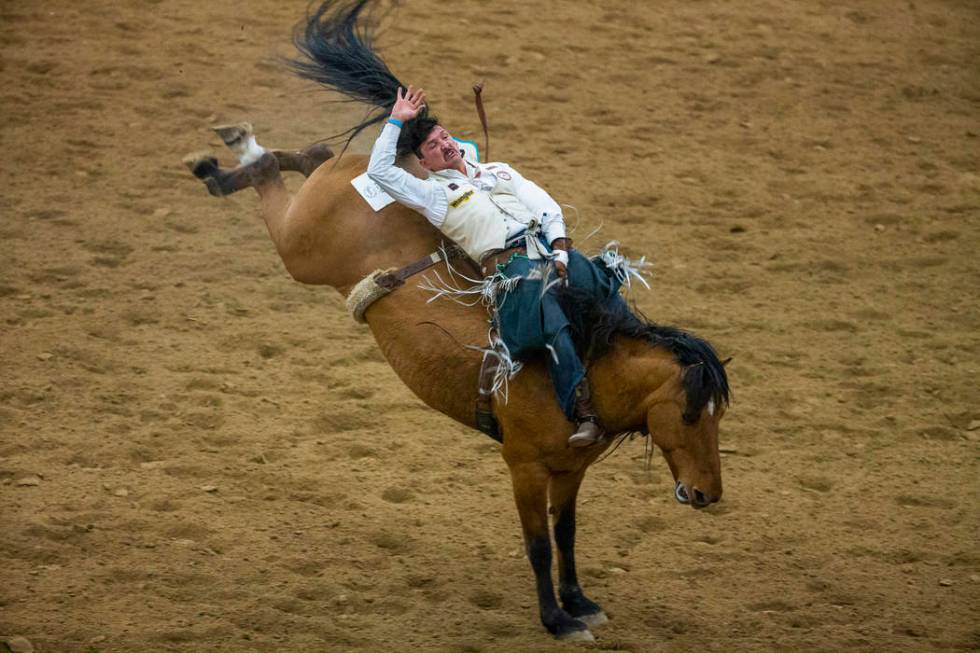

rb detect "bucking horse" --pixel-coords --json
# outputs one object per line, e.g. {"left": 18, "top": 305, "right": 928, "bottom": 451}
{"left": 183, "top": 0, "right": 731, "bottom": 641}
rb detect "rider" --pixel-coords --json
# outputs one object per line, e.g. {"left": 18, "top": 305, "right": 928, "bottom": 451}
{"left": 368, "top": 85, "right": 612, "bottom": 447}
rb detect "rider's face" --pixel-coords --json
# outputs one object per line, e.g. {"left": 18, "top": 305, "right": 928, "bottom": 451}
{"left": 417, "top": 126, "right": 462, "bottom": 171}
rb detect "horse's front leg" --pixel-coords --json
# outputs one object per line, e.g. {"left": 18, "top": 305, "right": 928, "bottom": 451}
{"left": 550, "top": 470, "right": 608, "bottom": 627}
{"left": 509, "top": 462, "right": 593, "bottom": 641}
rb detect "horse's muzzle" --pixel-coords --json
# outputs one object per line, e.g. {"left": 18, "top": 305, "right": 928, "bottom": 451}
{"left": 674, "top": 481, "right": 691, "bottom": 505}
{"left": 675, "top": 481, "right": 718, "bottom": 508}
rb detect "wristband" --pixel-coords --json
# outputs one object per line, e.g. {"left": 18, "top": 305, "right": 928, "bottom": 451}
{"left": 387, "top": 118, "right": 404, "bottom": 128}
{"left": 552, "top": 250, "right": 569, "bottom": 267}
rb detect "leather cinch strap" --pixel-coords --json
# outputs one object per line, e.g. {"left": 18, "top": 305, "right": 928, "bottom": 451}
{"left": 375, "top": 245, "right": 465, "bottom": 291}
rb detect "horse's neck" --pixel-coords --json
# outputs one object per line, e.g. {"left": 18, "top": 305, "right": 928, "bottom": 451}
{"left": 590, "top": 339, "right": 681, "bottom": 432}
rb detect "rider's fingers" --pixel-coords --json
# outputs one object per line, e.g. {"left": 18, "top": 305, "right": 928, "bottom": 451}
{"left": 396, "top": 86, "right": 404, "bottom": 100}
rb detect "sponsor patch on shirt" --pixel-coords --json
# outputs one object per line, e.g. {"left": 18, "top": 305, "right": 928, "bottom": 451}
{"left": 449, "top": 189, "right": 474, "bottom": 208}
{"left": 495, "top": 170, "right": 512, "bottom": 181}
{"left": 449, "top": 183, "right": 459, "bottom": 190}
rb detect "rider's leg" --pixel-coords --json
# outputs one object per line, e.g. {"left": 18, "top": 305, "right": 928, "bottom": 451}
{"left": 540, "top": 295, "right": 603, "bottom": 447}
{"left": 566, "top": 248, "right": 626, "bottom": 301}
{"left": 493, "top": 257, "right": 604, "bottom": 447}
{"left": 567, "top": 377, "right": 602, "bottom": 447}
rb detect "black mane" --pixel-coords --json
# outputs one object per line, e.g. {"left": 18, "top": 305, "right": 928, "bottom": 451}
{"left": 557, "top": 287, "right": 730, "bottom": 424}
{"left": 288, "top": 0, "right": 405, "bottom": 147}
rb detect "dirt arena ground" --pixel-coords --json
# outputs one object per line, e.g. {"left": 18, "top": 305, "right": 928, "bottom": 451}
{"left": 2, "top": 1, "right": 978, "bottom": 651}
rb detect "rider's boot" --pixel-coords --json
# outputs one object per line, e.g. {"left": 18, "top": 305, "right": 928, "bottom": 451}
{"left": 567, "top": 378, "right": 604, "bottom": 448}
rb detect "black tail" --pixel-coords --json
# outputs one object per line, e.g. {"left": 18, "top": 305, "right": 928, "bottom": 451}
{"left": 558, "top": 287, "right": 731, "bottom": 424}
{"left": 288, "top": 0, "right": 405, "bottom": 145}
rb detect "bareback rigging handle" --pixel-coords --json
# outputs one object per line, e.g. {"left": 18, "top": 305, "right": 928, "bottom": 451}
{"left": 473, "top": 81, "right": 489, "bottom": 163}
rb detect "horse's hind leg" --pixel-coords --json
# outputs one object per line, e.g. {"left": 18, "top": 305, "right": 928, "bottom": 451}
{"left": 273, "top": 143, "right": 333, "bottom": 177}
{"left": 213, "top": 123, "right": 333, "bottom": 177}
{"left": 184, "top": 151, "right": 299, "bottom": 265}
{"left": 549, "top": 470, "right": 607, "bottom": 627}
{"left": 183, "top": 150, "right": 284, "bottom": 199}
{"left": 510, "top": 462, "right": 593, "bottom": 641}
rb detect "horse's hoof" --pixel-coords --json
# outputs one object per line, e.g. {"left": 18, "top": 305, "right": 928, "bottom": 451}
{"left": 551, "top": 613, "right": 594, "bottom": 642}
{"left": 558, "top": 628, "right": 594, "bottom": 642}
{"left": 204, "top": 176, "right": 227, "bottom": 197}
{"left": 182, "top": 151, "right": 219, "bottom": 179}
{"left": 578, "top": 611, "right": 608, "bottom": 628}
{"left": 212, "top": 122, "right": 253, "bottom": 148}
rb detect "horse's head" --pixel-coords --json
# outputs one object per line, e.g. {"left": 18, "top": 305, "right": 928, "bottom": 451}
{"left": 647, "top": 395, "right": 725, "bottom": 509}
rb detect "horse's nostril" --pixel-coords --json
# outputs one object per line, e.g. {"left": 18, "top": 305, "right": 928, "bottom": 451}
{"left": 693, "top": 489, "right": 708, "bottom": 506}
{"left": 674, "top": 481, "right": 690, "bottom": 504}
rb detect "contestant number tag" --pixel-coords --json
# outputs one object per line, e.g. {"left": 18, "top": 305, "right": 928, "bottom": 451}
{"left": 351, "top": 173, "right": 396, "bottom": 212}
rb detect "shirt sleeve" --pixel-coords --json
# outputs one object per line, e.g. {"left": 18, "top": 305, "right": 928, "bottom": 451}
{"left": 367, "top": 122, "right": 448, "bottom": 228}
{"left": 498, "top": 164, "right": 567, "bottom": 244}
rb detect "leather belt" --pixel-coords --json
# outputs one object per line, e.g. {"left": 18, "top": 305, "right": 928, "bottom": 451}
{"left": 480, "top": 245, "right": 526, "bottom": 276}
{"left": 375, "top": 245, "right": 465, "bottom": 291}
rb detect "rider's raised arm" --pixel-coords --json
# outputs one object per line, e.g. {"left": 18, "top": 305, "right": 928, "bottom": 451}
{"left": 502, "top": 165, "right": 567, "bottom": 246}
{"left": 367, "top": 122, "right": 448, "bottom": 227}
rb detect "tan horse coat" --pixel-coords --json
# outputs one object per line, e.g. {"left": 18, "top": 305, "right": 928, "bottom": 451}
{"left": 189, "top": 146, "right": 724, "bottom": 639}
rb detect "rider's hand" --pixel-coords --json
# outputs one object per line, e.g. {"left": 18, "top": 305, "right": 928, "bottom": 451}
{"left": 551, "top": 241, "right": 570, "bottom": 282}
{"left": 392, "top": 85, "right": 426, "bottom": 123}
{"left": 555, "top": 260, "right": 568, "bottom": 281}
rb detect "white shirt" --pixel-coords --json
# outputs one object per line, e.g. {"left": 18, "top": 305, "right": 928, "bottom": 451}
{"left": 367, "top": 122, "right": 567, "bottom": 244}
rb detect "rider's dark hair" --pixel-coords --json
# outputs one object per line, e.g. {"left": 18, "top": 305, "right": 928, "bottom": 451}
{"left": 397, "top": 111, "right": 440, "bottom": 158}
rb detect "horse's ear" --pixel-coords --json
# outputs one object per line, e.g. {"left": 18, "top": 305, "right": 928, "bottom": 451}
{"left": 721, "top": 357, "right": 733, "bottom": 367}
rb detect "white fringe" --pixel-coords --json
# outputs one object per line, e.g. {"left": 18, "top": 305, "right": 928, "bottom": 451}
{"left": 598, "top": 241, "right": 652, "bottom": 291}
{"left": 523, "top": 261, "right": 566, "bottom": 300}
{"left": 414, "top": 240, "right": 652, "bottom": 404}
{"left": 466, "top": 331, "right": 523, "bottom": 404}
{"left": 417, "top": 268, "right": 522, "bottom": 309}
{"left": 417, "top": 246, "right": 526, "bottom": 309}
